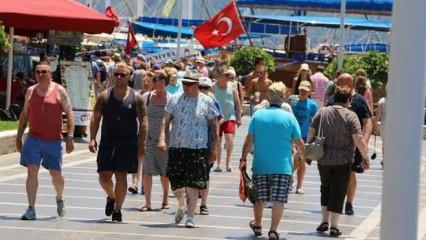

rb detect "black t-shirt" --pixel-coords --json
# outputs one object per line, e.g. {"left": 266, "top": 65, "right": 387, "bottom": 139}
{"left": 327, "top": 93, "right": 371, "bottom": 129}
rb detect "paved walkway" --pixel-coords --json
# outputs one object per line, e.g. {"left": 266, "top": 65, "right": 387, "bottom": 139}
{"left": 0, "top": 116, "right": 424, "bottom": 240}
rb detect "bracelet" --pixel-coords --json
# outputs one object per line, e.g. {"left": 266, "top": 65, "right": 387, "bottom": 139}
{"left": 240, "top": 158, "right": 246, "bottom": 163}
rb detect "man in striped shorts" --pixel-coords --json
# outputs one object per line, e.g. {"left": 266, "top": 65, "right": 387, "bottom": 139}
{"left": 240, "top": 82, "right": 305, "bottom": 239}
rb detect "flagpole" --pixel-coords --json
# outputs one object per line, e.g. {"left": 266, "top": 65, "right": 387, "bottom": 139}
{"left": 128, "top": 20, "right": 141, "bottom": 54}
{"left": 177, "top": 0, "right": 183, "bottom": 58}
{"left": 234, "top": 0, "right": 253, "bottom": 47}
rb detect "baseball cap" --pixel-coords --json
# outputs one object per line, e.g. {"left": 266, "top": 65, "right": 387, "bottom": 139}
{"left": 300, "top": 63, "right": 310, "bottom": 71}
{"left": 298, "top": 80, "right": 312, "bottom": 92}
{"left": 199, "top": 77, "right": 213, "bottom": 87}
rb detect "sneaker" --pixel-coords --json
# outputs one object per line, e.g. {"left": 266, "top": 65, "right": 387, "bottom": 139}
{"left": 345, "top": 202, "right": 354, "bottom": 215}
{"left": 200, "top": 205, "right": 209, "bottom": 215}
{"left": 105, "top": 197, "right": 115, "bottom": 216}
{"left": 128, "top": 186, "right": 138, "bottom": 194}
{"left": 112, "top": 211, "right": 122, "bottom": 222}
{"left": 175, "top": 208, "right": 185, "bottom": 224}
{"left": 21, "top": 207, "right": 36, "bottom": 220}
{"left": 185, "top": 217, "right": 195, "bottom": 228}
{"left": 56, "top": 198, "right": 66, "bottom": 217}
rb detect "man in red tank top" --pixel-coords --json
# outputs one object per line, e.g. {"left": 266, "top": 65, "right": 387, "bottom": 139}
{"left": 16, "top": 62, "right": 75, "bottom": 220}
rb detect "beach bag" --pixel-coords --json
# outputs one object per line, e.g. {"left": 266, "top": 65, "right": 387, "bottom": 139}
{"left": 239, "top": 166, "right": 255, "bottom": 204}
{"left": 304, "top": 114, "right": 325, "bottom": 160}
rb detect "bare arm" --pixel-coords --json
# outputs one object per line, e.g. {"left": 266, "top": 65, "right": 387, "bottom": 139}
{"left": 136, "top": 93, "right": 148, "bottom": 144}
{"left": 362, "top": 118, "right": 373, "bottom": 143}
{"left": 232, "top": 88, "right": 242, "bottom": 123}
{"left": 158, "top": 112, "right": 172, "bottom": 151}
{"left": 307, "top": 127, "right": 317, "bottom": 144}
{"left": 208, "top": 117, "right": 219, "bottom": 164}
{"left": 58, "top": 86, "right": 74, "bottom": 138}
{"left": 353, "top": 133, "right": 369, "bottom": 160}
{"left": 17, "top": 87, "right": 33, "bottom": 140}
{"left": 240, "top": 134, "right": 253, "bottom": 162}
{"left": 374, "top": 103, "right": 383, "bottom": 132}
{"left": 89, "top": 91, "right": 106, "bottom": 153}
{"left": 294, "top": 138, "right": 305, "bottom": 159}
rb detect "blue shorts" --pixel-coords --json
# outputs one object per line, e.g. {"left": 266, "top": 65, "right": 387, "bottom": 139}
{"left": 20, "top": 135, "right": 63, "bottom": 171}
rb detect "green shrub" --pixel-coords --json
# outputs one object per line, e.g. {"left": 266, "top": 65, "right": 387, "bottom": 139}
{"left": 324, "top": 51, "right": 389, "bottom": 90}
{"left": 230, "top": 46, "right": 275, "bottom": 76}
{"left": 0, "top": 25, "right": 9, "bottom": 52}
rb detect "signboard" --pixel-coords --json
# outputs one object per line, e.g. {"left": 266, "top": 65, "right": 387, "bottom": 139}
{"left": 60, "top": 61, "right": 95, "bottom": 126}
{"left": 144, "top": 46, "right": 199, "bottom": 63}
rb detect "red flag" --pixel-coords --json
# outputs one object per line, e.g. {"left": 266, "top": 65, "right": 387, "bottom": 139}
{"left": 194, "top": 0, "right": 245, "bottom": 49}
{"left": 105, "top": 6, "right": 119, "bottom": 27}
{"left": 126, "top": 22, "right": 138, "bottom": 54}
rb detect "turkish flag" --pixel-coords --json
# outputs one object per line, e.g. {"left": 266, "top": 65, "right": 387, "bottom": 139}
{"left": 105, "top": 6, "right": 120, "bottom": 27}
{"left": 194, "top": 0, "right": 245, "bottom": 49}
{"left": 125, "top": 22, "right": 138, "bottom": 54}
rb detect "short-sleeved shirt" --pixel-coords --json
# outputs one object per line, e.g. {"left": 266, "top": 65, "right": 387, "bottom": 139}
{"left": 327, "top": 93, "right": 372, "bottom": 128}
{"left": 290, "top": 96, "right": 318, "bottom": 139}
{"left": 132, "top": 69, "right": 145, "bottom": 91}
{"left": 311, "top": 106, "right": 362, "bottom": 166}
{"left": 378, "top": 97, "right": 386, "bottom": 125}
{"left": 310, "top": 72, "right": 329, "bottom": 101}
{"left": 248, "top": 107, "right": 302, "bottom": 175}
{"left": 165, "top": 93, "right": 219, "bottom": 149}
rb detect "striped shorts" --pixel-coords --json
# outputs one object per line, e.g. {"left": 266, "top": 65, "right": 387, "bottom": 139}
{"left": 253, "top": 174, "right": 292, "bottom": 203}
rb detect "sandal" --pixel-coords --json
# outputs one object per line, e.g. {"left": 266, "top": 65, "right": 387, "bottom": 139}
{"left": 138, "top": 206, "right": 152, "bottom": 212}
{"left": 160, "top": 203, "right": 170, "bottom": 210}
{"left": 268, "top": 230, "right": 279, "bottom": 240}
{"left": 329, "top": 227, "right": 342, "bottom": 237}
{"left": 316, "top": 222, "right": 329, "bottom": 232}
{"left": 249, "top": 220, "right": 262, "bottom": 237}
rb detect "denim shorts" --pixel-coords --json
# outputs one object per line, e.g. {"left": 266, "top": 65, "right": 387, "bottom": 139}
{"left": 20, "top": 135, "right": 63, "bottom": 171}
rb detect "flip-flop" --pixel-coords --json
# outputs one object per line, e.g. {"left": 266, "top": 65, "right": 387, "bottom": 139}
{"left": 249, "top": 220, "right": 262, "bottom": 237}
{"left": 161, "top": 203, "right": 170, "bottom": 210}
{"left": 139, "top": 206, "right": 153, "bottom": 212}
{"left": 268, "top": 230, "right": 280, "bottom": 240}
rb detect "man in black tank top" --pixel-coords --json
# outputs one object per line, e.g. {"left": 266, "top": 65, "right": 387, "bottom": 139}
{"left": 89, "top": 63, "right": 148, "bottom": 222}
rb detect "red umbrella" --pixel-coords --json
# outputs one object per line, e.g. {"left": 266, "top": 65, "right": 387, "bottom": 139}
{"left": 0, "top": 0, "right": 118, "bottom": 109}
{"left": 0, "top": 0, "right": 117, "bottom": 34}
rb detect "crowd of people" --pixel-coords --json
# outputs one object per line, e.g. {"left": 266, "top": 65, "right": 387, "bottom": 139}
{"left": 14, "top": 50, "right": 387, "bottom": 239}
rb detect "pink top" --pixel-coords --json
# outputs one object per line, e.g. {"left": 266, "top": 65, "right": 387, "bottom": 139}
{"left": 310, "top": 72, "right": 329, "bottom": 101}
{"left": 28, "top": 83, "right": 64, "bottom": 141}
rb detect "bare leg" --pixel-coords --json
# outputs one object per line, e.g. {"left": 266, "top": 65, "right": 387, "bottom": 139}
{"left": 49, "top": 170, "right": 64, "bottom": 200}
{"left": 270, "top": 202, "right": 284, "bottom": 231}
{"left": 201, "top": 181, "right": 209, "bottom": 206}
{"left": 114, "top": 172, "right": 128, "bottom": 211}
{"left": 99, "top": 171, "right": 114, "bottom": 199}
{"left": 224, "top": 133, "right": 234, "bottom": 171}
{"left": 216, "top": 137, "right": 223, "bottom": 169}
{"left": 174, "top": 188, "right": 185, "bottom": 208}
{"left": 253, "top": 201, "right": 264, "bottom": 227}
{"left": 330, "top": 212, "right": 341, "bottom": 228}
{"left": 346, "top": 172, "right": 357, "bottom": 204}
{"left": 142, "top": 175, "right": 152, "bottom": 207}
{"left": 296, "top": 160, "right": 306, "bottom": 191}
{"left": 186, "top": 187, "right": 199, "bottom": 218}
{"left": 321, "top": 206, "right": 330, "bottom": 223}
{"left": 160, "top": 176, "right": 169, "bottom": 205}
{"left": 26, "top": 165, "right": 40, "bottom": 207}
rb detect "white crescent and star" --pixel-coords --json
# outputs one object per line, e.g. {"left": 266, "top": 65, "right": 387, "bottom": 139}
{"left": 212, "top": 17, "right": 233, "bottom": 36}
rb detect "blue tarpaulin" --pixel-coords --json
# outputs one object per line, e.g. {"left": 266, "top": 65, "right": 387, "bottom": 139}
{"left": 243, "top": 14, "right": 391, "bottom": 31}
{"left": 236, "top": 0, "right": 393, "bottom": 15}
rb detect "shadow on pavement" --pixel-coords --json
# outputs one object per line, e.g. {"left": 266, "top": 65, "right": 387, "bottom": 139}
{"left": 0, "top": 215, "right": 57, "bottom": 221}
{"left": 69, "top": 218, "right": 129, "bottom": 224}
{"left": 139, "top": 223, "right": 176, "bottom": 228}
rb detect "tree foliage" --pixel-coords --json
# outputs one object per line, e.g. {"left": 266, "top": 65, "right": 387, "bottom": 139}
{"left": 324, "top": 51, "right": 389, "bottom": 90}
{"left": 0, "top": 25, "right": 9, "bottom": 51}
{"left": 230, "top": 46, "right": 276, "bottom": 76}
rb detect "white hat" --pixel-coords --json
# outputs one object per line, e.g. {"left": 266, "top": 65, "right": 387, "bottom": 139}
{"left": 199, "top": 77, "right": 213, "bottom": 88}
{"left": 300, "top": 63, "right": 310, "bottom": 71}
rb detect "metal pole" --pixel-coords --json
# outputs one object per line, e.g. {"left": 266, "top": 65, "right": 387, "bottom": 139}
{"left": 105, "top": 0, "right": 111, "bottom": 10}
{"left": 136, "top": 0, "right": 144, "bottom": 19}
{"left": 380, "top": 0, "right": 426, "bottom": 239}
{"left": 337, "top": 0, "right": 346, "bottom": 70}
{"left": 287, "top": 21, "right": 292, "bottom": 51}
{"left": 176, "top": 0, "right": 183, "bottom": 58}
{"left": 6, "top": 27, "right": 14, "bottom": 110}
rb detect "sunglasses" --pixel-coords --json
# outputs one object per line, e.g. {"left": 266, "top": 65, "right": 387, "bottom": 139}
{"left": 153, "top": 77, "right": 165, "bottom": 82}
{"left": 114, "top": 72, "right": 129, "bottom": 78}
{"left": 35, "top": 70, "right": 49, "bottom": 74}
{"left": 182, "top": 81, "right": 197, "bottom": 86}
{"left": 198, "top": 86, "right": 210, "bottom": 90}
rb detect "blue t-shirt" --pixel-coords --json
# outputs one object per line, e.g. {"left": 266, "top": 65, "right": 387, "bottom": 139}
{"left": 166, "top": 80, "right": 183, "bottom": 95}
{"left": 291, "top": 98, "right": 318, "bottom": 139}
{"left": 248, "top": 107, "right": 302, "bottom": 175}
